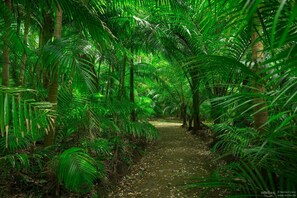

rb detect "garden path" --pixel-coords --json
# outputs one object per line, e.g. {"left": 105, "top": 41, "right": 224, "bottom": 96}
{"left": 108, "top": 121, "right": 222, "bottom": 198}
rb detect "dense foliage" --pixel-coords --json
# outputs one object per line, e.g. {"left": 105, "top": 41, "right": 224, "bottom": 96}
{"left": 0, "top": 0, "right": 296, "bottom": 197}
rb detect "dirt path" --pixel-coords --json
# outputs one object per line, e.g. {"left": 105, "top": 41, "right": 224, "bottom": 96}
{"left": 108, "top": 121, "right": 219, "bottom": 198}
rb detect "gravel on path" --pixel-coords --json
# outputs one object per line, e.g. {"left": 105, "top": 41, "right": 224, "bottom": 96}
{"left": 108, "top": 121, "right": 221, "bottom": 198}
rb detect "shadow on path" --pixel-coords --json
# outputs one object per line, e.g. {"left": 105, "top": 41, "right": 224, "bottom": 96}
{"left": 108, "top": 121, "right": 219, "bottom": 198}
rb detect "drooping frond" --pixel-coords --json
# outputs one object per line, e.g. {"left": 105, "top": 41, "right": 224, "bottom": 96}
{"left": 0, "top": 87, "right": 54, "bottom": 149}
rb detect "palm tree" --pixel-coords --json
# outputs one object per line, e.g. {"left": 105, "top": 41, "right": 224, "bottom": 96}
{"left": 18, "top": 3, "right": 30, "bottom": 86}
{"left": 250, "top": 5, "right": 269, "bottom": 131}
{"left": 180, "top": 0, "right": 297, "bottom": 196}
{"left": 0, "top": 0, "right": 296, "bottom": 196}
{"left": 150, "top": 0, "right": 222, "bottom": 132}
{"left": 2, "top": 0, "right": 12, "bottom": 87}
{"left": 44, "top": 2, "right": 63, "bottom": 146}
{"left": 40, "top": 0, "right": 113, "bottom": 145}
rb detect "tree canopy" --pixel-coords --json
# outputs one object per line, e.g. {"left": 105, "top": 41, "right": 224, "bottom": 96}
{"left": 0, "top": 0, "right": 296, "bottom": 197}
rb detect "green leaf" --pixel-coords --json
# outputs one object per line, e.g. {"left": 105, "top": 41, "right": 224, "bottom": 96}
{"left": 54, "top": 147, "right": 104, "bottom": 193}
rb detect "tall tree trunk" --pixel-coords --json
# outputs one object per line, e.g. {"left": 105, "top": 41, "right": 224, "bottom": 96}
{"left": 89, "top": 58, "right": 99, "bottom": 92}
{"left": 80, "top": 55, "right": 98, "bottom": 92}
{"left": 44, "top": 4, "right": 63, "bottom": 146}
{"left": 41, "top": 12, "right": 54, "bottom": 89}
{"left": 181, "top": 102, "right": 187, "bottom": 127}
{"left": 192, "top": 78, "right": 201, "bottom": 133}
{"left": 210, "top": 99, "right": 220, "bottom": 124}
{"left": 19, "top": 6, "right": 31, "bottom": 86}
{"left": 106, "top": 61, "right": 115, "bottom": 99}
{"left": 53, "top": 4, "right": 63, "bottom": 39}
{"left": 180, "top": 82, "right": 187, "bottom": 127}
{"left": 206, "top": 81, "right": 222, "bottom": 124}
{"left": 188, "top": 115, "right": 193, "bottom": 131}
{"left": 251, "top": 13, "right": 268, "bottom": 131}
{"left": 130, "top": 57, "right": 136, "bottom": 121}
{"left": 97, "top": 59, "right": 101, "bottom": 87}
{"left": 105, "top": 65, "right": 111, "bottom": 98}
{"left": 119, "top": 53, "right": 127, "bottom": 99}
{"left": 12, "top": 4, "right": 21, "bottom": 84}
{"left": 2, "top": 0, "right": 12, "bottom": 86}
{"left": 192, "top": 88, "right": 201, "bottom": 133}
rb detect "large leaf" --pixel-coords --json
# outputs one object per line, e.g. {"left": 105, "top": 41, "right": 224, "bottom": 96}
{"left": 0, "top": 87, "right": 54, "bottom": 149}
{"left": 54, "top": 147, "right": 104, "bottom": 193}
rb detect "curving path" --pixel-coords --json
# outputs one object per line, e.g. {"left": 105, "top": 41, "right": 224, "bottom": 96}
{"left": 108, "top": 121, "right": 222, "bottom": 198}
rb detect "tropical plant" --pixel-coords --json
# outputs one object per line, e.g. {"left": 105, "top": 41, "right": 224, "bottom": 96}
{"left": 0, "top": 0, "right": 296, "bottom": 196}
{"left": 50, "top": 147, "right": 105, "bottom": 193}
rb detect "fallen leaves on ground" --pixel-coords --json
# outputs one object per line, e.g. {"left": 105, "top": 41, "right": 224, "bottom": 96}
{"left": 108, "top": 122, "right": 223, "bottom": 198}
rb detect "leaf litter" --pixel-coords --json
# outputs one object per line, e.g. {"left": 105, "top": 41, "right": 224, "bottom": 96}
{"left": 108, "top": 121, "right": 224, "bottom": 198}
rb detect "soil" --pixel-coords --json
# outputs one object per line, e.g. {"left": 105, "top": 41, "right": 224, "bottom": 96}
{"left": 108, "top": 121, "right": 225, "bottom": 198}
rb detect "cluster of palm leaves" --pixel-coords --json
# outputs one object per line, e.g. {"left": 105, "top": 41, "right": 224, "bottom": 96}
{"left": 0, "top": 0, "right": 160, "bottom": 196}
{"left": 117, "top": 0, "right": 297, "bottom": 197}
{"left": 157, "top": 0, "right": 297, "bottom": 197}
{"left": 1, "top": 0, "right": 296, "bottom": 196}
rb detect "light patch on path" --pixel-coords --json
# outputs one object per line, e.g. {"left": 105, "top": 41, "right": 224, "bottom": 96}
{"left": 108, "top": 121, "right": 220, "bottom": 198}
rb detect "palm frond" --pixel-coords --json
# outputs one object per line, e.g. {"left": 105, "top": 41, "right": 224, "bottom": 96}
{"left": 51, "top": 147, "right": 104, "bottom": 193}
{"left": 0, "top": 86, "right": 54, "bottom": 148}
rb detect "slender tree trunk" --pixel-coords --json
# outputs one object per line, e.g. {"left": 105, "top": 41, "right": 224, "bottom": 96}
{"left": 210, "top": 100, "right": 220, "bottom": 124}
{"left": 81, "top": 55, "right": 98, "bottom": 92}
{"left": 188, "top": 115, "right": 193, "bottom": 131}
{"left": 44, "top": 4, "right": 63, "bottom": 146}
{"left": 214, "top": 86, "right": 222, "bottom": 124}
{"left": 97, "top": 59, "right": 101, "bottom": 87}
{"left": 251, "top": 13, "right": 268, "bottom": 131}
{"left": 12, "top": 4, "right": 21, "bottom": 84}
{"left": 119, "top": 53, "right": 127, "bottom": 99}
{"left": 180, "top": 82, "right": 187, "bottom": 127}
{"left": 106, "top": 65, "right": 111, "bottom": 98}
{"left": 89, "top": 58, "right": 99, "bottom": 92}
{"left": 53, "top": 5, "right": 63, "bottom": 39}
{"left": 41, "top": 12, "right": 54, "bottom": 89}
{"left": 130, "top": 57, "right": 136, "bottom": 121}
{"left": 106, "top": 62, "right": 115, "bottom": 99}
{"left": 110, "top": 64, "right": 115, "bottom": 97}
{"left": 181, "top": 102, "right": 187, "bottom": 127}
{"left": 19, "top": 6, "right": 31, "bottom": 86}
{"left": 192, "top": 78, "right": 201, "bottom": 133}
{"left": 192, "top": 88, "right": 201, "bottom": 133}
{"left": 2, "top": 0, "right": 12, "bottom": 86}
